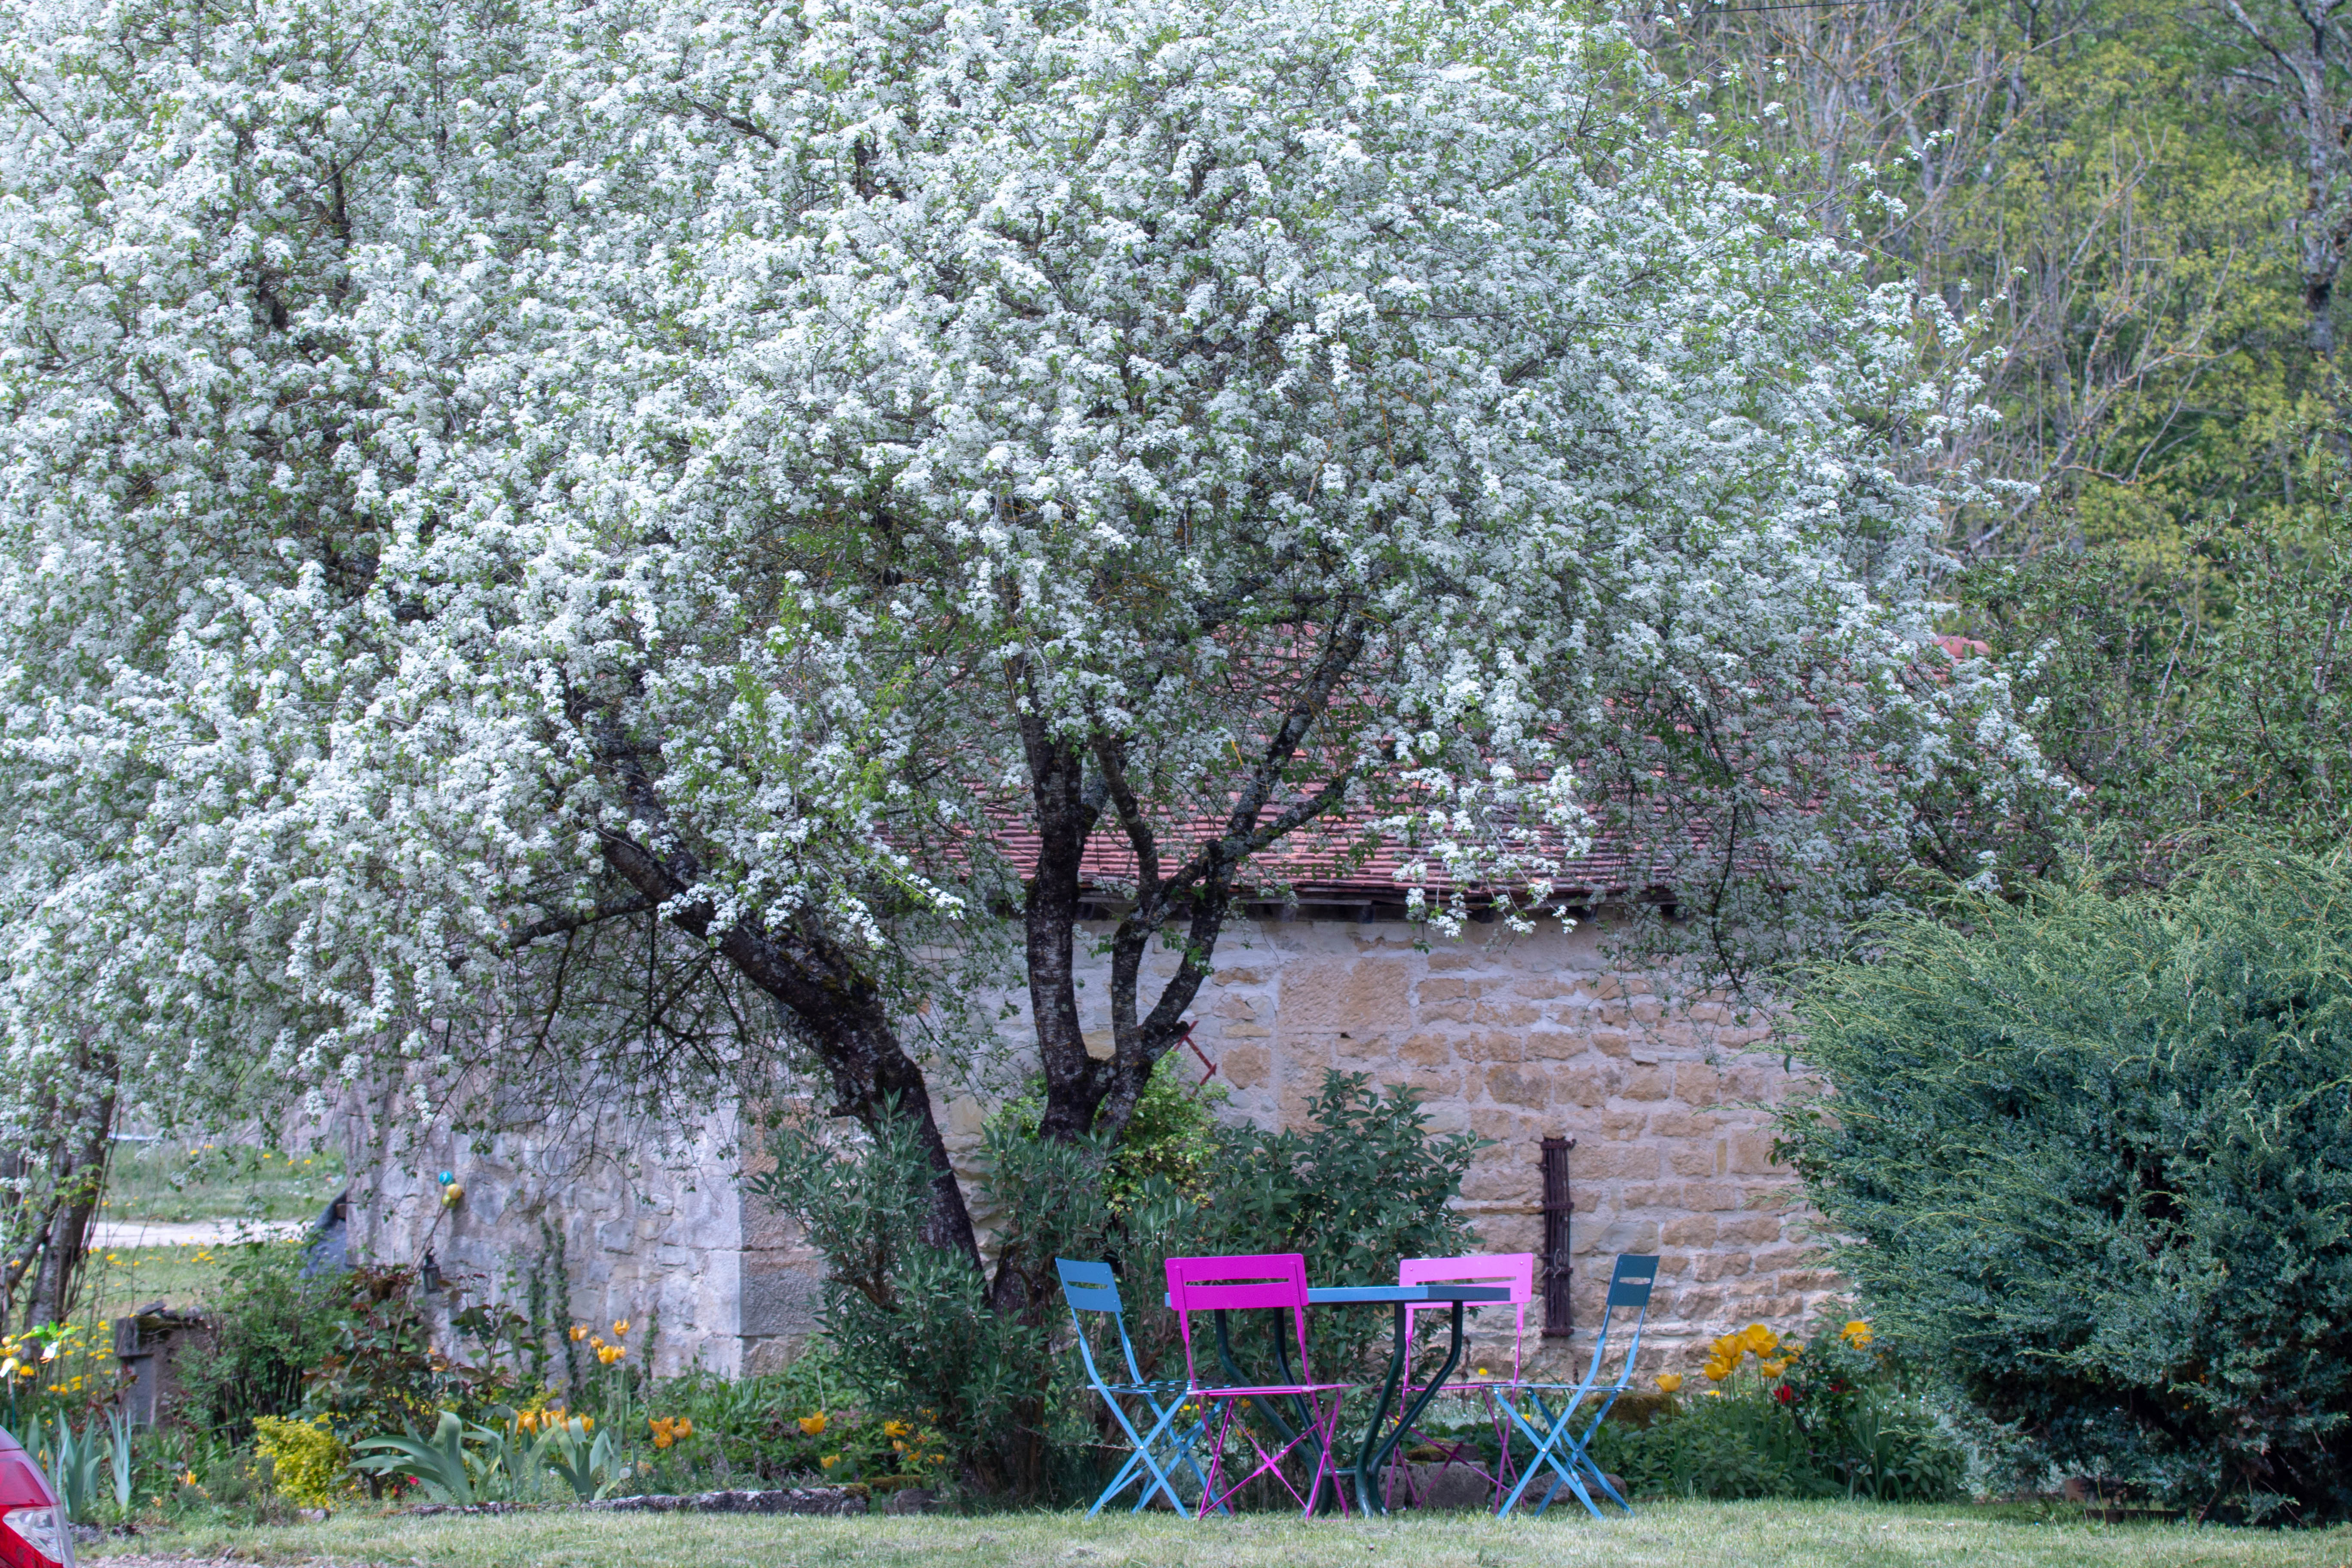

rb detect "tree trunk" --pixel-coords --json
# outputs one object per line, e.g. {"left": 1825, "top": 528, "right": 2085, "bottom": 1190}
{"left": 23, "top": 1055, "right": 117, "bottom": 1330}
{"left": 597, "top": 829, "right": 982, "bottom": 1269}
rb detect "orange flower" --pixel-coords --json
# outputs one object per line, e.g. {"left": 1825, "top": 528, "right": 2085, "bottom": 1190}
{"left": 612, "top": 1319, "right": 631, "bottom": 1338}
{"left": 798, "top": 1412, "right": 830, "bottom": 1436}
{"left": 596, "top": 1343, "right": 625, "bottom": 1365}
{"left": 569, "top": 1325, "right": 589, "bottom": 1342}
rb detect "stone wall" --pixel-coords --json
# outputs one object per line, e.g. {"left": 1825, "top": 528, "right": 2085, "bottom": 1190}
{"left": 340, "top": 912, "right": 1838, "bottom": 1378}
{"left": 1031, "top": 913, "right": 1840, "bottom": 1373}
{"left": 341, "top": 1105, "right": 775, "bottom": 1379}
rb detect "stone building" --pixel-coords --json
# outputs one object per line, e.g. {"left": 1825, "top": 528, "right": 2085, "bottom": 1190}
{"left": 343, "top": 896, "right": 1838, "bottom": 1381}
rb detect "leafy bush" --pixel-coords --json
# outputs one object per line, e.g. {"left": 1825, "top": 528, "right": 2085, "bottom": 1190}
{"left": 175, "top": 1243, "right": 347, "bottom": 1440}
{"left": 755, "top": 1069, "right": 1481, "bottom": 1501}
{"left": 1779, "top": 845, "right": 2352, "bottom": 1519}
{"left": 251, "top": 1415, "right": 351, "bottom": 1508}
{"left": 1586, "top": 1319, "right": 1963, "bottom": 1504}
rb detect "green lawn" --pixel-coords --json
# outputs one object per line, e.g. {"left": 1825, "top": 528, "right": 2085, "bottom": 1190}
{"left": 82, "top": 1244, "right": 235, "bottom": 1322}
{"left": 83, "top": 1501, "right": 2352, "bottom": 1568}
{"left": 103, "top": 1140, "right": 345, "bottom": 1226}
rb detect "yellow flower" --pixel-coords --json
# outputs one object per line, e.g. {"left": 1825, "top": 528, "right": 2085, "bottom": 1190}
{"left": 820, "top": 1454, "right": 839, "bottom": 1470}
{"left": 179, "top": 1470, "right": 199, "bottom": 1488}
{"left": 1701, "top": 1358, "right": 1733, "bottom": 1382}
{"left": 596, "top": 1343, "right": 625, "bottom": 1365}
{"left": 1655, "top": 1373, "right": 1684, "bottom": 1393}
{"left": 589, "top": 1336, "right": 604, "bottom": 1350}
{"left": 676, "top": 1419, "right": 692, "bottom": 1439}
{"left": 582, "top": 1416, "right": 594, "bottom": 1431}
{"left": 570, "top": 1325, "right": 589, "bottom": 1341}
{"left": 1759, "top": 1359, "right": 1788, "bottom": 1378}
{"left": 649, "top": 1417, "right": 677, "bottom": 1449}
{"left": 612, "top": 1320, "right": 630, "bottom": 1338}
{"left": 1840, "top": 1319, "right": 1873, "bottom": 1348}
{"left": 882, "top": 1421, "right": 911, "bottom": 1438}
{"left": 1739, "top": 1324, "right": 1780, "bottom": 1357}
{"left": 1476, "top": 1367, "right": 1489, "bottom": 1377}
{"left": 799, "top": 1412, "right": 829, "bottom": 1436}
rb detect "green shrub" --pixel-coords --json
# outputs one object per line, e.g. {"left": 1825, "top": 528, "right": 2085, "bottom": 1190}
{"left": 174, "top": 1243, "right": 347, "bottom": 1441}
{"left": 1779, "top": 845, "right": 2352, "bottom": 1520}
{"left": 754, "top": 1068, "right": 1482, "bottom": 1501}
{"left": 1585, "top": 1319, "right": 1963, "bottom": 1504}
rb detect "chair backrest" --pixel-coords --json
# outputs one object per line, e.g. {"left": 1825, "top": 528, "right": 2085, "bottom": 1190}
{"left": 1577, "top": 1253, "right": 1661, "bottom": 1396}
{"left": 1606, "top": 1253, "right": 1660, "bottom": 1310}
{"left": 1057, "top": 1257, "right": 1145, "bottom": 1390}
{"left": 1163, "top": 1253, "right": 1314, "bottom": 1387}
{"left": 1398, "top": 1253, "right": 1535, "bottom": 1381}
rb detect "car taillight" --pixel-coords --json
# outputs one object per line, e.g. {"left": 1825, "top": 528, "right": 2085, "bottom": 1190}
{"left": 0, "top": 1505, "right": 70, "bottom": 1568}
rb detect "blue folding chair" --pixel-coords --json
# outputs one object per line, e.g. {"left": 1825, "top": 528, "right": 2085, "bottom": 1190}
{"left": 1056, "top": 1257, "right": 1221, "bottom": 1516}
{"left": 1494, "top": 1253, "right": 1659, "bottom": 1519}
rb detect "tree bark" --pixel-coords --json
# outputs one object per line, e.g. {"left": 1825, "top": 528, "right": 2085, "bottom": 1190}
{"left": 593, "top": 751, "right": 982, "bottom": 1270}
{"left": 22, "top": 1052, "right": 117, "bottom": 1330}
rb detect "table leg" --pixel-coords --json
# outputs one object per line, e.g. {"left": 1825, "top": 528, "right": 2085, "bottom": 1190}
{"left": 1354, "top": 1300, "right": 1468, "bottom": 1518}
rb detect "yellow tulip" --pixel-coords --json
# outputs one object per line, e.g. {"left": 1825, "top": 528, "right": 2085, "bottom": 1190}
{"left": 1739, "top": 1324, "right": 1779, "bottom": 1357}
{"left": 570, "top": 1325, "right": 589, "bottom": 1341}
{"left": 1655, "top": 1373, "right": 1684, "bottom": 1393}
{"left": 883, "top": 1420, "right": 912, "bottom": 1438}
{"left": 613, "top": 1319, "right": 631, "bottom": 1338}
{"left": 820, "top": 1454, "right": 839, "bottom": 1470}
{"left": 1840, "top": 1319, "right": 1873, "bottom": 1348}
{"left": 1759, "top": 1358, "right": 1788, "bottom": 1378}
{"left": 799, "top": 1412, "right": 830, "bottom": 1436}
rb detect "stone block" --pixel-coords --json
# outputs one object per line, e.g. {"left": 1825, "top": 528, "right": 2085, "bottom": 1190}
{"left": 1396, "top": 1032, "right": 1452, "bottom": 1066}
{"left": 1464, "top": 1032, "right": 1523, "bottom": 1064}
{"left": 1725, "top": 1133, "right": 1785, "bottom": 1175}
{"left": 1660, "top": 1215, "right": 1717, "bottom": 1247}
{"left": 1280, "top": 959, "right": 1413, "bottom": 1031}
{"left": 1665, "top": 1144, "right": 1721, "bottom": 1178}
{"left": 1553, "top": 1063, "right": 1614, "bottom": 1108}
{"left": 1524, "top": 1030, "right": 1581, "bottom": 1061}
{"left": 1618, "top": 1067, "right": 1671, "bottom": 1102}
{"left": 1692, "top": 1250, "right": 1753, "bottom": 1283}
{"left": 1570, "top": 1143, "right": 1658, "bottom": 1181}
{"left": 1219, "top": 1043, "right": 1270, "bottom": 1089}
{"left": 1473, "top": 1001, "right": 1541, "bottom": 1028}
{"left": 1480, "top": 1065, "right": 1549, "bottom": 1109}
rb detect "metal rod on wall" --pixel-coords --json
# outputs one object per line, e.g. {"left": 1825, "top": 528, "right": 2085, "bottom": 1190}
{"left": 1540, "top": 1135, "right": 1575, "bottom": 1337}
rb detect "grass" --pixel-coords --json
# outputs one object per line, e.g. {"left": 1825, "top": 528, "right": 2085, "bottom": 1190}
{"left": 81, "top": 1501, "right": 2352, "bottom": 1568}
{"left": 82, "top": 1244, "right": 236, "bottom": 1322}
{"left": 103, "top": 1140, "right": 346, "bottom": 1226}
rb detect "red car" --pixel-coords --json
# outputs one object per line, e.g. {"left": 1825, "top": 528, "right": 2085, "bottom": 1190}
{"left": 0, "top": 1428, "right": 71, "bottom": 1568}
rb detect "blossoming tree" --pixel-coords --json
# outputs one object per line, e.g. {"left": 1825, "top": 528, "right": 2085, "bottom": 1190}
{"left": 0, "top": 0, "right": 2042, "bottom": 1305}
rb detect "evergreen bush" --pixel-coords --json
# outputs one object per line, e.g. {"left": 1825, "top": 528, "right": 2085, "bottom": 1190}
{"left": 1779, "top": 845, "right": 2352, "bottom": 1519}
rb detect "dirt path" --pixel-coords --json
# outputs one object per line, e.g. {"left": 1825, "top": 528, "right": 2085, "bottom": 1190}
{"left": 87, "top": 1220, "right": 306, "bottom": 1249}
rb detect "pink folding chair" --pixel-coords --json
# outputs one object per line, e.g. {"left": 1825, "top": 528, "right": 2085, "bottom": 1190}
{"left": 1164, "top": 1253, "right": 1356, "bottom": 1517}
{"left": 1390, "top": 1252, "right": 1537, "bottom": 1509}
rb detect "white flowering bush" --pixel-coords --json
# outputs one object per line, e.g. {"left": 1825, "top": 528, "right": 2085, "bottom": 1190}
{"left": 0, "top": 0, "right": 2054, "bottom": 1285}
